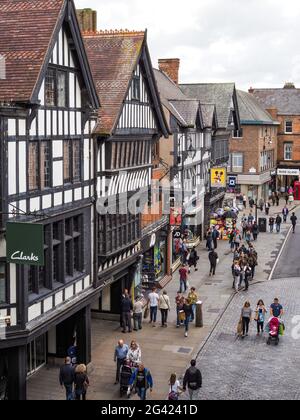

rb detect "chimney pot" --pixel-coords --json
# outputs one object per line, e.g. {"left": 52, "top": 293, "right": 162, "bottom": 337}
{"left": 158, "top": 58, "right": 180, "bottom": 85}
{"left": 77, "top": 8, "right": 97, "bottom": 33}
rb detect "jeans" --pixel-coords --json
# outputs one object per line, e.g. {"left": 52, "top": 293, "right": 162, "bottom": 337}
{"left": 133, "top": 313, "right": 143, "bottom": 330}
{"left": 150, "top": 306, "right": 158, "bottom": 323}
{"left": 257, "top": 321, "right": 264, "bottom": 334}
{"left": 242, "top": 317, "right": 250, "bottom": 336}
{"left": 293, "top": 224, "right": 297, "bottom": 233}
{"left": 190, "top": 304, "right": 196, "bottom": 321}
{"left": 251, "top": 266, "right": 256, "bottom": 279}
{"left": 64, "top": 384, "right": 74, "bottom": 401}
{"left": 244, "top": 276, "right": 250, "bottom": 290}
{"left": 270, "top": 225, "right": 274, "bottom": 233}
{"left": 122, "top": 311, "right": 132, "bottom": 332}
{"left": 116, "top": 358, "right": 125, "bottom": 382}
{"left": 160, "top": 309, "right": 168, "bottom": 326}
{"left": 176, "top": 307, "right": 183, "bottom": 327}
{"left": 188, "top": 388, "right": 198, "bottom": 400}
{"left": 276, "top": 224, "right": 281, "bottom": 233}
{"left": 75, "top": 389, "right": 86, "bottom": 400}
{"left": 137, "top": 387, "right": 147, "bottom": 400}
{"left": 210, "top": 263, "right": 216, "bottom": 275}
{"left": 180, "top": 279, "right": 187, "bottom": 293}
{"left": 185, "top": 316, "right": 191, "bottom": 332}
{"left": 234, "top": 276, "right": 240, "bottom": 292}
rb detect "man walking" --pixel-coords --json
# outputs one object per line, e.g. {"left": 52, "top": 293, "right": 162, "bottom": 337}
{"left": 59, "top": 357, "right": 75, "bottom": 400}
{"left": 269, "top": 216, "right": 275, "bottom": 233}
{"left": 121, "top": 290, "right": 133, "bottom": 333}
{"left": 208, "top": 249, "right": 218, "bottom": 276}
{"left": 282, "top": 206, "right": 289, "bottom": 223}
{"left": 179, "top": 264, "right": 189, "bottom": 294}
{"left": 270, "top": 298, "right": 284, "bottom": 318}
{"left": 148, "top": 287, "right": 160, "bottom": 327}
{"left": 133, "top": 295, "right": 143, "bottom": 331}
{"left": 114, "top": 340, "right": 129, "bottom": 385}
{"left": 183, "top": 360, "right": 202, "bottom": 400}
{"left": 275, "top": 215, "right": 282, "bottom": 234}
{"left": 129, "top": 364, "right": 153, "bottom": 400}
{"left": 291, "top": 212, "right": 298, "bottom": 234}
{"left": 212, "top": 227, "right": 220, "bottom": 250}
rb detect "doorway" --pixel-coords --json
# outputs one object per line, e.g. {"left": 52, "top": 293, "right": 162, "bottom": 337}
{"left": 26, "top": 335, "right": 47, "bottom": 377}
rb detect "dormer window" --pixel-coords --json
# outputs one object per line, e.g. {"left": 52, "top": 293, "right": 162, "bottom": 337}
{"left": 45, "top": 67, "right": 68, "bottom": 108}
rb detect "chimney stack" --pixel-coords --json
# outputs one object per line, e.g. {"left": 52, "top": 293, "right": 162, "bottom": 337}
{"left": 248, "top": 87, "right": 254, "bottom": 94}
{"left": 76, "top": 8, "right": 97, "bottom": 32}
{"left": 158, "top": 58, "right": 180, "bottom": 85}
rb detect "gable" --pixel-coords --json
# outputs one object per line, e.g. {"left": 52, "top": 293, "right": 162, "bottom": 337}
{"left": 116, "top": 64, "right": 157, "bottom": 133}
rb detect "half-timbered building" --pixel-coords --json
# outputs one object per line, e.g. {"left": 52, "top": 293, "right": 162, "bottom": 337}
{"left": 154, "top": 65, "right": 216, "bottom": 270}
{"left": 0, "top": 0, "right": 99, "bottom": 400}
{"left": 83, "top": 30, "right": 169, "bottom": 316}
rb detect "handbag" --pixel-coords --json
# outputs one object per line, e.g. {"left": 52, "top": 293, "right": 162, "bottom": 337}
{"left": 179, "top": 311, "right": 186, "bottom": 322}
{"left": 168, "top": 385, "right": 179, "bottom": 401}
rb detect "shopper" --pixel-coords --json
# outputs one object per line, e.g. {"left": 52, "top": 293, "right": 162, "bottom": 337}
{"left": 187, "top": 287, "right": 198, "bottom": 322}
{"left": 159, "top": 290, "right": 171, "bottom": 327}
{"left": 291, "top": 212, "right": 298, "bottom": 234}
{"left": 121, "top": 290, "right": 133, "bottom": 334}
{"left": 129, "top": 364, "right": 153, "bottom": 401}
{"left": 179, "top": 264, "right": 189, "bottom": 294}
{"left": 59, "top": 357, "right": 75, "bottom": 401}
{"left": 168, "top": 373, "right": 182, "bottom": 401}
{"left": 183, "top": 298, "right": 193, "bottom": 338}
{"left": 114, "top": 340, "right": 129, "bottom": 384}
{"left": 74, "top": 364, "right": 89, "bottom": 401}
{"left": 133, "top": 295, "right": 143, "bottom": 332}
{"left": 188, "top": 247, "right": 199, "bottom": 272}
{"left": 127, "top": 340, "right": 142, "bottom": 367}
{"left": 269, "top": 216, "right": 275, "bottom": 233}
{"left": 282, "top": 206, "right": 289, "bottom": 223}
{"left": 255, "top": 300, "right": 267, "bottom": 336}
{"left": 183, "top": 360, "right": 202, "bottom": 400}
{"left": 148, "top": 287, "right": 160, "bottom": 327}
{"left": 241, "top": 301, "right": 252, "bottom": 339}
{"left": 208, "top": 249, "right": 218, "bottom": 276}
{"left": 275, "top": 215, "right": 282, "bottom": 234}
{"left": 175, "top": 292, "right": 184, "bottom": 328}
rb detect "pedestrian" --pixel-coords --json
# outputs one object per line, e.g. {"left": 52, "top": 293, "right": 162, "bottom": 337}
{"left": 67, "top": 340, "right": 77, "bottom": 366}
{"left": 188, "top": 247, "right": 199, "bottom": 272}
{"left": 148, "top": 287, "right": 160, "bottom": 327}
{"left": 248, "top": 246, "right": 258, "bottom": 279}
{"left": 241, "top": 219, "right": 248, "bottom": 239}
{"left": 271, "top": 193, "right": 276, "bottom": 206}
{"left": 243, "top": 195, "right": 247, "bottom": 209}
{"left": 159, "top": 290, "right": 171, "bottom": 327}
{"left": 228, "top": 230, "right": 235, "bottom": 252}
{"left": 187, "top": 287, "right": 198, "bottom": 322}
{"left": 285, "top": 192, "right": 289, "bottom": 206}
{"left": 282, "top": 206, "right": 289, "bottom": 223}
{"left": 183, "top": 360, "right": 202, "bottom": 401}
{"left": 168, "top": 373, "right": 183, "bottom": 401}
{"left": 59, "top": 357, "right": 75, "bottom": 400}
{"left": 114, "top": 339, "right": 129, "bottom": 385}
{"left": 289, "top": 193, "right": 294, "bottom": 206}
{"left": 269, "top": 216, "right": 275, "bottom": 233}
{"left": 276, "top": 192, "right": 280, "bottom": 206}
{"left": 248, "top": 211, "right": 254, "bottom": 225}
{"left": 255, "top": 300, "right": 267, "bottom": 336}
{"left": 208, "top": 249, "right": 218, "bottom": 276}
{"left": 241, "top": 301, "right": 252, "bottom": 339}
{"left": 175, "top": 292, "right": 184, "bottom": 328}
{"left": 291, "top": 212, "right": 298, "bottom": 234}
{"left": 181, "top": 240, "right": 189, "bottom": 264}
{"left": 179, "top": 264, "right": 189, "bottom": 294}
{"left": 259, "top": 198, "right": 264, "bottom": 212}
{"left": 249, "top": 198, "right": 255, "bottom": 209}
{"left": 133, "top": 295, "right": 143, "bottom": 332}
{"left": 127, "top": 340, "right": 142, "bottom": 367}
{"left": 233, "top": 262, "right": 241, "bottom": 293}
{"left": 129, "top": 364, "right": 153, "bottom": 401}
{"left": 212, "top": 227, "right": 220, "bottom": 250}
{"left": 243, "top": 264, "right": 252, "bottom": 291}
{"left": 234, "top": 230, "right": 242, "bottom": 250}
{"left": 270, "top": 298, "right": 284, "bottom": 318}
{"left": 121, "top": 290, "right": 133, "bottom": 334}
{"left": 206, "top": 229, "right": 213, "bottom": 251}
{"left": 275, "top": 215, "right": 282, "bottom": 234}
{"left": 74, "top": 364, "right": 89, "bottom": 401}
{"left": 265, "top": 202, "right": 271, "bottom": 216}
{"left": 252, "top": 222, "right": 259, "bottom": 241}
{"left": 245, "top": 229, "right": 252, "bottom": 245}
{"left": 182, "top": 298, "right": 193, "bottom": 338}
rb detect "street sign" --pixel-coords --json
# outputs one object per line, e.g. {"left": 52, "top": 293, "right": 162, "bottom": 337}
{"left": 6, "top": 222, "right": 44, "bottom": 266}
{"left": 228, "top": 176, "right": 237, "bottom": 188}
{"left": 211, "top": 168, "right": 227, "bottom": 188}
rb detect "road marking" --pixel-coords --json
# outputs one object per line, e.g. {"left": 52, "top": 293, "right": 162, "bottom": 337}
{"left": 268, "top": 226, "right": 292, "bottom": 281}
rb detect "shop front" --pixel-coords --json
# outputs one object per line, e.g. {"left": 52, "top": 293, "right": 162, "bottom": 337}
{"left": 277, "top": 168, "right": 300, "bottom": 193}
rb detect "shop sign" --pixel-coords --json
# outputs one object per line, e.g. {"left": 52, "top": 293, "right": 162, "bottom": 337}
{"left": 6, "top": 222, "right": 44, "bottom": 266}
{"left": 170, "top": 208, "right": 182, "bottom": 226}
{"left": 173, "top": 229, "right": 181, "bottom": 239}
{"left": 277, "top": 168, "right": 300, "bottom": 176}
{"left": 211, "top": 168, "right": 227, "bottom": 188}
{"left": 228, "top": 176, "right": 237, "bottom": 188}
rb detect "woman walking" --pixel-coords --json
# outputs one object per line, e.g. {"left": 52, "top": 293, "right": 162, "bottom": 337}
{"left": 74, "top": 364, "right": 89, "bottom": 400}
{"left": 127, "top": 340, "right": 142, "bottom": 367}
{"left": 187, "top": 287, "right": 198, "bottom": 322}
{"left": 159, "top": 290, "right": 171, "bottom": 327}
{"left": 255, "top": 300, "right": 267, "bottom": 336}
{"left": 241, "top": 301, "right": 252, "bottom": 339}
{"left": 183, "top": 298, "right": 193, "bottom": 338}
{"left": 168, "top": 373, "right": 182, "bottom": 401}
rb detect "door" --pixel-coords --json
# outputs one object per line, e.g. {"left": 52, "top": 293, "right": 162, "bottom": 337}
{"left": 26, "top": 335, "right": 46, "bottom": 376}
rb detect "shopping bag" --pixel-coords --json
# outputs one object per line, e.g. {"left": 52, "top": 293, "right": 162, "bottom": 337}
{"left": 237, "top": 319, "right": 243, "bottom": 336}
{"left": 143, "top": 305, "right": 150, "bottom": 320}
{"left": 279, "top": 323, "right": 285, "bottom": 336}
{"left": 179, "top": 311, "right": 186, "bottom": 322}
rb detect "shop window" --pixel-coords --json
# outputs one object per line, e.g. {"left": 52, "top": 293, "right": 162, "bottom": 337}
{"left": 0, "top": 263, "right": 7, "bottom": 305}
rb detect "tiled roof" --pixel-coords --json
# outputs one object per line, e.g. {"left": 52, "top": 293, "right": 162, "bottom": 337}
{"left": 180, "top": 83, "right": 235, "bottom": 129}
{"left": 168, "top": 99, "right": 200, "bottom": 128}
{"left": 237, "top": 90, "right": 277, "bottom": 125}
{"left": 83, "top": 31, "right": 145, "bottom": 135}
{"left": 251, "top": 88, "right": 300, "bottom": 116}
{"left": 0, "top": 0, "right": 65, "bottom": 102}
{"left": 201, "top": 104, "right": 217, "bottom": 129}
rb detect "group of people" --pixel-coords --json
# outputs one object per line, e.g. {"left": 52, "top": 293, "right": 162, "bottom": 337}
{"left": 59, "top": 358, "right": 90, "bottom": 401}
{"left": 239, "top": 298, "right": 284, "bottom": 339}
{"left": 231, "top": 243, "right": 258, "bottom": 293}
{"left": 268, "top": 208, "right": 298, "bottom": 234}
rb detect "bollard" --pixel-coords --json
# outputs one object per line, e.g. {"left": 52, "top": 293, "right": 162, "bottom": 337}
{"left": 195, "top": 301, "right": 203, "bottom": 328}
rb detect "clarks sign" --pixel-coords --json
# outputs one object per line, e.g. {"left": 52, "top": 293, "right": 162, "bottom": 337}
{"left": 6, "top": 222, "right": 44, "bottom": 266}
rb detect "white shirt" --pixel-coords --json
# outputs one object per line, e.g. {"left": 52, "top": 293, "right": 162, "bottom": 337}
{"left": 169, "top": 380, "right": 181, "bottom": 394}
{"left": 148, "top": 292, "right": 159, "bottom": 307}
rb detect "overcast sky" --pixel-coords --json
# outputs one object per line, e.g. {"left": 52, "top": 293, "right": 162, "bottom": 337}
{"left": 75, "top": 0, "right": 300, "bottom": 90}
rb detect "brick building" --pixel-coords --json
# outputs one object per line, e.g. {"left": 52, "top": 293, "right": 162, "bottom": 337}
{"left": 228, "top": 90, "right": 279, "bottom": 202}
{"left": 251, "top": 83, "right": 300, "bottom": 192}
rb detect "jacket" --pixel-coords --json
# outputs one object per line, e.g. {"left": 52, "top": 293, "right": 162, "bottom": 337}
{"left": 129, "top": 368, "right": 153, "bottom": 389}
{"left": 159, "top": 294, "right": 171, "bottom": 310}
{"left": 183, "top": 367, "right": 202, "bottom": 390}
{"left": 59, "top": 364, "right": 75, "bottom": 386}
{"left": 121, "top": 296, "right": 133, "bottom": 313}
{"left": 209, "top": 251, "right": 218, "bottom": 264}
{"left": 74, "top": 372, "right": 89, "bottom": 392}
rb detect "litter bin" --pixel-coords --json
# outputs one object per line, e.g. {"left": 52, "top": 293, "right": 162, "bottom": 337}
{"left": 195, "top": 301, "right": 203, "bottom": 328}
{"left": 258, "top": 218, "right": 267, "bottom": 233}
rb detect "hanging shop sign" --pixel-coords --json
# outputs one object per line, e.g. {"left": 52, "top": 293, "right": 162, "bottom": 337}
{"left": 173, "top": 228, "right": 181, "bottom": 239}
{"left": 211, "top": 168, "right": 227, "bottom": 188}
{"left": 228, "top": 175, "right": 237, "bottom": 188}
{"left": 6, "top": 222, "right": 44, "bottom": 266}
{"left": 170, "top": 208, "right": 182, "bottom": 226}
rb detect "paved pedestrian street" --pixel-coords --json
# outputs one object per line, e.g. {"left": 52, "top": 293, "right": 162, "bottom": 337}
{"left": 190, "top": 278, "right": 300, "bottom": 401}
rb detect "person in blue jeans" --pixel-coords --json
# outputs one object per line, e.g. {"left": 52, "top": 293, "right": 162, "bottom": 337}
{"left": 59, "top": 357, "right": 75, "bottom": 400}
{"left": 129, "top": 364, "right": 153, "bottom": 400}
{"left": 183, "top": 299, "right": 193, "bottom": 338}
{"left": 147, "top": 287, "right": 159, "bottom": 327}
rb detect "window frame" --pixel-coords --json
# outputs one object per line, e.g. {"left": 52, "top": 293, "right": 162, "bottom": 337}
{"left": 45, "top": 67, "right": 69, "bottom": 108}
{"left": 28, "top": 140, "right": 52, "bottom": 192}
{"left": 285, "top": 120, "right": 293, "bottom": 135}
{"left": 132, "top": 76, "right": 141, "bottom": 101}
{"left": 231, "top": 152, "right": 244, "bottom": 173}
{"left": 284, "top": 142, "right": 293, "bottom": 161}
{"left": 0, "top": 261, "right": 8, "bottom": 306}
{"left": 63, "top": 139, "right": 82, "bottom": 185}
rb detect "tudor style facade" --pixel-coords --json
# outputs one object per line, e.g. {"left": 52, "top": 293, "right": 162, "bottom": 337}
{"left": 83, "top": 30, "right": 169, "bottom": 316}
{"left": 0, "top": 0, "right": 99, "bottom": 400}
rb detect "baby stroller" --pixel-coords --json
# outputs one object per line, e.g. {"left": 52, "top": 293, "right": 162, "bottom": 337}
{"left": 267, "top": 317, "right": 280, "bottom": 346}
{"left": 119, "top": 361, "right": 133, "bottom": 398}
